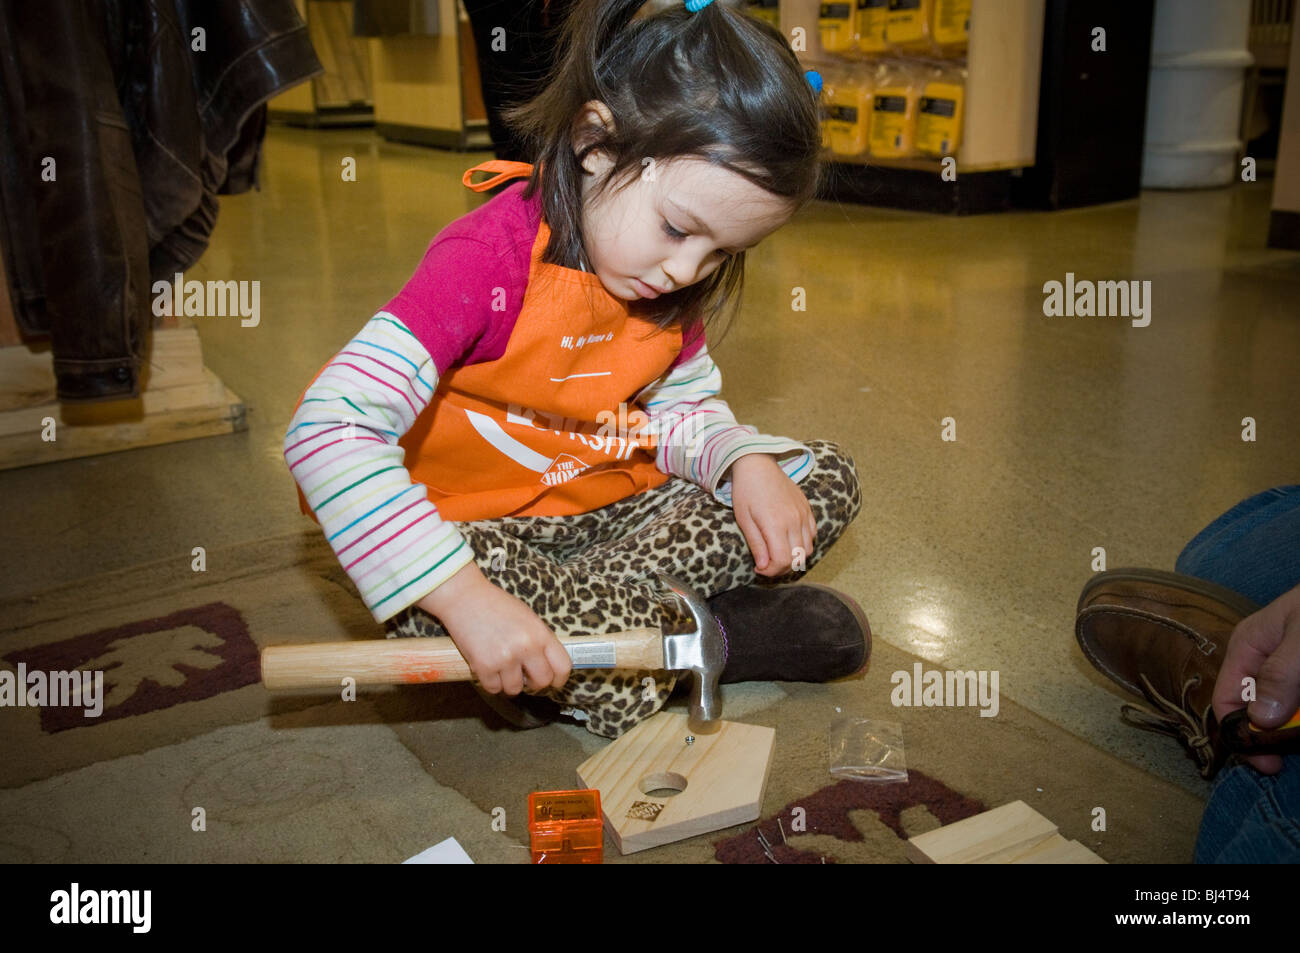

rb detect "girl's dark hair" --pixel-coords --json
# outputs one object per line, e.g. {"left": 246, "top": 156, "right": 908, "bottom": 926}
{"left": 499, "top": 0, "right": 824, "bottom": 352}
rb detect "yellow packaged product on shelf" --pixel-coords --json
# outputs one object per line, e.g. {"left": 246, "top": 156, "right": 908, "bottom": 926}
{"left": 915, "top": 68, "right": 966, "bottom": 157}
{"left": 868, "top": 64, "right": 922, "bottom": 157}
{"left": 826, "top": 66, "right": 874, "bottom": 158}
{"left": 855, "top": 0, "right": 890, "bottom": 54}
{"left": 885, "top": 0, "right": 932, "bottom": 52}
{"left": 818, "top": 2, "right": 856, "bottom": 54}
{"left": 817, "top": 67, "right": 835, "bottom": 151}
{"left": 931, "top": 0, "right": 970, "bottom": 54}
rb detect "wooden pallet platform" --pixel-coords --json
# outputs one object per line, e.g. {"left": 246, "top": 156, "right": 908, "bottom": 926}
{"left": 0, "top": 324, "right": 246, "bottom": 471}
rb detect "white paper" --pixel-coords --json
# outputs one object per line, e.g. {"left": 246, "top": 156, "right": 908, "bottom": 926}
{"left": 403, "top": 837, "right": 474, "bottom": 864}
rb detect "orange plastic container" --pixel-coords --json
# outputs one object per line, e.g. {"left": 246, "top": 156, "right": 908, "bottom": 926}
{"left": 528, "top": 789, "right": 604, "bottom": 864}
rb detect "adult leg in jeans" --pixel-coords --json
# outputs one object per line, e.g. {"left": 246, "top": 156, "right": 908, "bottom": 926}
{"left": 1176, "top": 485, "right": 1300, "bottom": 607}
{"left": 1194, "top": 755, "right": 1300, "bottom": 862}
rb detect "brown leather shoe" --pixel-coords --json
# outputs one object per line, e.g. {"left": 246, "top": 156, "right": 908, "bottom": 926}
{"left": 1075, "top": 568, "right": 1261, "bottom": 778}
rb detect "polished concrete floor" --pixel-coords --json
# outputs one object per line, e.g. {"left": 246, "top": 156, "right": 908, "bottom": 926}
{"left": 4, "top": 125, "right": 1298, "bottom": 794}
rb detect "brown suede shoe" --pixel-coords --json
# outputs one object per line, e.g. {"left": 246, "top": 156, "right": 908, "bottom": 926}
{"left": 705, "top": 582, "right": 872, "bottom": 684}
{"left": 1075, "top": 568, "right": 1261, "bottom": 778}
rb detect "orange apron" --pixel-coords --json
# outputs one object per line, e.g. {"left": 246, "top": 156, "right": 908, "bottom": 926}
{"left": 294, "top": 160, "right": 682, "bottom": 523}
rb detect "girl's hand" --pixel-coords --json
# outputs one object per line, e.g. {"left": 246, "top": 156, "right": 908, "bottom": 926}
{"left": 729, "top": 454, "right": 816, "bottom": 578}
{"left": 418, "top": 563, "right": 572, "bottom": 695}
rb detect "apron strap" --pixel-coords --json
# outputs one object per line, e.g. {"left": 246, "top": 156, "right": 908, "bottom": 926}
{"left": 463, "top": 160, "right": 535, "bottom": 192}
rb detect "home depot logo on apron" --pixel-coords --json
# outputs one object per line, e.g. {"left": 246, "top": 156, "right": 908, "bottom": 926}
{"left": 294, "top": 159, "right": 682, "bottom": 524}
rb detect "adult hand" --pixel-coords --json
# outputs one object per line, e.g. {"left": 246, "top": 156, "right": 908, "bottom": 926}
{"left": 1212, "top": 581, "right": 1300, "bottom": 774}
{"left": 729, "top": 453, "right": 817, "bottom": 579}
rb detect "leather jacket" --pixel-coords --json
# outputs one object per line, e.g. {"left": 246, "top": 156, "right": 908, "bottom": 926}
{"left": 0, "top": 0, "right": 321, "bottom": 401}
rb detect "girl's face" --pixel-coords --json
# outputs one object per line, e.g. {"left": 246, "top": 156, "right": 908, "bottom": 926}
{"left": 575, "top": 102, "right": 795, "bottom": 302}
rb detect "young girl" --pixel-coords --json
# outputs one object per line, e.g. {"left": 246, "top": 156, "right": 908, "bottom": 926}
{"left": 284, "top": 0, "right": 868, "bottom": 739}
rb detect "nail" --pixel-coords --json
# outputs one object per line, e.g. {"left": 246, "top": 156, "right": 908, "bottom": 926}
{"left": 1253, "top": 697, "right": 1284, "bottom": 723}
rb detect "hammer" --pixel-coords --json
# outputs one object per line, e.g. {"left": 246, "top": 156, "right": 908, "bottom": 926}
{"left": 260, "top": 572, "right": 727, "bottom": 733}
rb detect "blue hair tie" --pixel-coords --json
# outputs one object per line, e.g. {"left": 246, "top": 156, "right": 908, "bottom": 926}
{"left": 682, "top": 2, "right": 820, "bottom": 96}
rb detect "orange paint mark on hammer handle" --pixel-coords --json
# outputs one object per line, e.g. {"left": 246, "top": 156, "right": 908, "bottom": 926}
{"left": 394, "top": 657, "right": 446, "bottom": 683}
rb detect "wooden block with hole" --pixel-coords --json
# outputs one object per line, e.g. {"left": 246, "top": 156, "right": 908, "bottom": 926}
{"left": 905, "top": 800, "right": 1059, "bottom": 864}
{"left": 576, "top": 711, "right": 775, "bottom": 855}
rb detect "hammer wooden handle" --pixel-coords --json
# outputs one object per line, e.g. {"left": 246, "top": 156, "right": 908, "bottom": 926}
{"left": 261, "top": 627, "right": 665, "bottom": 690}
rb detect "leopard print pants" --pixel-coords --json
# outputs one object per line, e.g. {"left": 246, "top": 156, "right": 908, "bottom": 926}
{"left": 386, "top": 439, "right": 862, "bottom": 738}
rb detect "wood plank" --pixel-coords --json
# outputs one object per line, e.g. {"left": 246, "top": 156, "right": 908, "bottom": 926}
{"left": 0, "top": 380, "right": 245, "bottom": 470}
{"left": 0, "top": 367, "right": 232, "bottom": 438}
{"left": 576, "top": 712, "right": 775, "bottom": 855}
{"left": 962, "top": 0, "right": 1045, "bottom": 168}
{"left": 1008, "top": 834, "right": 1107, "bottom": 864}
{"left": 0, "top": 325, "right": 206, "bottom": 412}
{"left": 905, "top": 800, "right": 1057, "bottom": 864}
{"left": 0, "top": 342, "right": 57, "bottom": 412}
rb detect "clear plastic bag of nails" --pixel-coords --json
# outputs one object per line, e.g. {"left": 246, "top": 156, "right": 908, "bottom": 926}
{"left": 828, "top": 717, "right": 907, "bottom": 781}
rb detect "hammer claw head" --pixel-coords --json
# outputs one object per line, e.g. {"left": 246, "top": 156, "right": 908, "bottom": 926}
{"left": 656, "top": 572, "right": 726, "bottom": 733}
{"left": 689, "top": 671, "right": 723, "bottom": 734}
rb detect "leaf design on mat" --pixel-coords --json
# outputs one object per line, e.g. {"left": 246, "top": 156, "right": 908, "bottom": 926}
{"left": 713, "top": 774, "right": 985, "bottom": 864}
{"left": 83, "top": 626, "right": 226, "bottom": 709}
